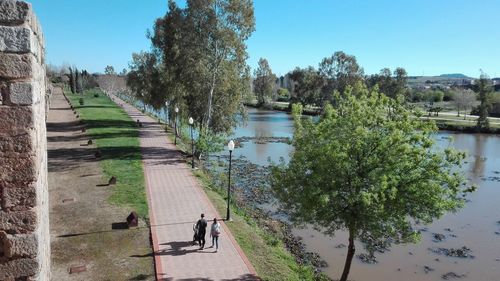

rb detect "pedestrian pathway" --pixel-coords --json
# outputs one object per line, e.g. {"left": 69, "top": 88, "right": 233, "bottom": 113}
{"left": 111, "top": 95, "right": 258, "bottom": 280}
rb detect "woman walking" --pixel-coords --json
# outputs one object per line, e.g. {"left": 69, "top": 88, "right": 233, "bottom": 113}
{"left": 210, "top": 218, "right": 221, "bottom": 252}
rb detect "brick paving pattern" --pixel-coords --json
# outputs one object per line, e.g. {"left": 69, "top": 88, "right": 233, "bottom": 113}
{"left": 112, "top": 96, "right": 258, "bottom": 281}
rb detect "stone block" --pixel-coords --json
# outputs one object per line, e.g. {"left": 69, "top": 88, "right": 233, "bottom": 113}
{"left": 0, "top": 26, "right": 31, "bottom": 53}
{"left": 0, "top": 53, "right": 34, "bottom": 79}
{"left": 0, "top": 210, "right": 37, "bottom": 233}
{"left": 0, "top": 232, "right": 37, "bottom": 258}
{"left": 0, "top": 0, "right": 31, "bottom": 25}
{"left": 0, "top": 131, "right": 34, "bottom": 154}
{"left": 7, "top": 82, "right": 39, "bottom": 105}
{"left": 0, "top": 156, "right": 36, "bottom": 182}
{"left": 2, "top": 184, "right": 36, "bottom": 210}
{"left": 0, "top": 258, "right": 38, "bottom": 279}
{"left": 0, "top": 106, "right": 34, "bottom": 132}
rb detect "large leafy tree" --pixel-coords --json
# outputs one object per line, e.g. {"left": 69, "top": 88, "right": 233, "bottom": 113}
{"left": 253, "top": 57, "right": 276, "bottom": 107}
{"left": 271, "top": 87, "right": 472, "bottom": 281}
{"left": 151, "top": 0, "right": 255, "bottom": 134}
{"left": 126, "top": 51, "right": 169, "bottom": 114}
{"left": 367, "top": 67, "right": 409, "bottom": 99}
{"left": 318, "top": 51, "right": 364, "bottom": 100}
{"left": 104, "top": 65, "right": 116, "bottom": 75}
{"left": 288, "top": 66, "right": 325, "bottom": 106}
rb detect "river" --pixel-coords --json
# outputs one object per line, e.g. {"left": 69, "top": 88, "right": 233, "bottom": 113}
{"left": 230, "top": 107, "right": 500, "bottom": 281}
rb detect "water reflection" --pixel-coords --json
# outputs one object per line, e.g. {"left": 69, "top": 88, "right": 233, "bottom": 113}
{"left": 231, "top": 107, "right": 500, "bottom": 281}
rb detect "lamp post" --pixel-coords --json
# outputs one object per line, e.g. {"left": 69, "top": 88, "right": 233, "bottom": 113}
{"left": 141, "top": 93, "right": 146, "bottom": 112}
{"left": 188, "top": 117, "right": 194, "bottom": 169}
{"left": 226, "top": 140, "right": 235, "bottom": 221}
{"left": 174, "top": 107, "right": 179, "bottom": 145}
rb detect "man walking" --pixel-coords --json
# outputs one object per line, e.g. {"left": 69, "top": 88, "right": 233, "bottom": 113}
{"left": 195, "top": 213, "right": 208, "bottom": 250}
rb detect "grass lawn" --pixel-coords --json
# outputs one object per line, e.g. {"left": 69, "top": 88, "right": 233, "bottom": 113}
{"left": 66, "top": 88, "right": 149, "bottom": 218}
{"left": 192, "top": 169, "right": 322, "bottom": 281}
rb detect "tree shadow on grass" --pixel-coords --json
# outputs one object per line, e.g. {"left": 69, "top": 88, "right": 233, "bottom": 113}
{"left": 129, "top": 274, "right": 154, "bottom": 281}
{"left": 46, "top": 120, "right": 83, "bottom": 133}
{"left": 83, "top": 118, "right": 137, "bottom": 129}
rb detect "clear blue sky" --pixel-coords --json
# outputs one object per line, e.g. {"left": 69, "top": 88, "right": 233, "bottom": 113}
{"left": 30, "top": 0, "right": 500, "bottom": 77}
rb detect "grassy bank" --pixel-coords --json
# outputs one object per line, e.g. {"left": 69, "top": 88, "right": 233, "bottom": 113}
{"left": 113, "top": 95, "right": 326, "bottom": 280}
{"left": 193, "top": 169, "right": 326, "bottom": 281}
{"left": 66, "top": 88, "right": 149, "bottom": 218}
{"left": 157, "top": 129, "right": 327, "bottom": 280}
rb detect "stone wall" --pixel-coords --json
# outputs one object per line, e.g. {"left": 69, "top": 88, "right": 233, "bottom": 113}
{"left": 0, "top": 0, "right": 50, "bottom": 280}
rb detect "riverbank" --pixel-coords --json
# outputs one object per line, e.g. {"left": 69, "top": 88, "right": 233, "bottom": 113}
{"left": 245, "top": 101, "right": 500, "bottom": 134}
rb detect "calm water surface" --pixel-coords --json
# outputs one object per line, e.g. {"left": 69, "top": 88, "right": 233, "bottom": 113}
{"left": 233, "top": 107, "right": 500, "bottom": 281}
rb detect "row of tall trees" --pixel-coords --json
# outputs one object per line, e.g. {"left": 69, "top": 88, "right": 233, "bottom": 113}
{"left": 67, "top": 67, "right": 98, "bottom": 94}
{"left": 253, "top": 51, "right": 408, "bottom": 108}
{"left": 126, "top": 0, "right": 255, "bottom": 139}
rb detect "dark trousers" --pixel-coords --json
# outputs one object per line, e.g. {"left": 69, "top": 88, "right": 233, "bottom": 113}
{"left": 197, "top": 232, "right": 206, "bottom": 248}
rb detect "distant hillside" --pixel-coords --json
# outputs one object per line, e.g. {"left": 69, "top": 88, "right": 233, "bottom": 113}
{"left": 439, "top": 73, "right": 470, "bottom": 78}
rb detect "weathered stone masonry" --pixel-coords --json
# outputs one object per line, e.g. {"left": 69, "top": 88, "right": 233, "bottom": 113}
{"left": 0, "top": 1, "right": 50, "bottom": 280}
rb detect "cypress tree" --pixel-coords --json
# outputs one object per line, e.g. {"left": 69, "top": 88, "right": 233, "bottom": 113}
{"left": 75, "top": 68, "right": 83, "bottom": 94}
{"left": 68, "top": 67, "right": 75, "bottom": 93}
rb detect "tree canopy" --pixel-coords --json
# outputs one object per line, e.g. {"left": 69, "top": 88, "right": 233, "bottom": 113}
{"left": 150, "top": 0, "right": 255, "bottom": 134}
{"left": 271, "top": 87, "right": 472, "bottom": 281}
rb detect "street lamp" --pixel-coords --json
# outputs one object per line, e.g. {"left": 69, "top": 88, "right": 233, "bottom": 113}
{"left": 141, "top": 93, "right": 146, "bottom": 112}
{"left": 188, "top": 117, "right": 194, "bottom": 169}
{"left": 174, "top": 107, "right": 179, "bottom": 145}
{"left": 226, "top": 140, "right": 235, "bottom": 221}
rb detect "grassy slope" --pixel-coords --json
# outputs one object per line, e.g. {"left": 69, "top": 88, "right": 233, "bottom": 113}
{"left": 158, "top": 128, "right": 322, "bottom": 281}
{"left": 193, "top": 170, "right": 318, "bottom": 281}
{"left": 75, "top": 91, "right": 322, "bottom": 280}
{"left": 67, "top": 89, "right": 149, "bottom": 218}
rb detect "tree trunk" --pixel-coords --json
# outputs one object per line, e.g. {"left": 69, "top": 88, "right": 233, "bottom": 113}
{"left": 340, "top": 229, "right": 355, "bottom": 281}
{"left": 206, "top": 78, "right": 215, "bottom": 129}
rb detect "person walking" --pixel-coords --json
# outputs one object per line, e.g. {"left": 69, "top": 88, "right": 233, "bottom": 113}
{"left": 195, "top": 213, "right": 208, "bottom": 250}
{"left": 210, "top": 218, "right": 221, "bottom": 252}
{"left": 192, "top": 222, "right": 199, "bottom": 246}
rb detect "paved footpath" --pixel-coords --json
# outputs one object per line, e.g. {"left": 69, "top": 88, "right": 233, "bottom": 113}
{"left": 111, "top": 95, "right": 258, "bottom": 281}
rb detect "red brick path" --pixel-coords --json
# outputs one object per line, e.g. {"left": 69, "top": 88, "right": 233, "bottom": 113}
{"left": 112, "top": 96, "right": 258, "bottom": 281}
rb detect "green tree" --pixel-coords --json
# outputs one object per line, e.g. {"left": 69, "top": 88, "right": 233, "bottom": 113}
{"left": 367, "top": 67, "right": 409, "bottom": 100}
{"left": 475, "top": 73, "right": 493, "bottom": 129}
{"left": 68, "top": 67, "right": 76, "bottom": 94}
{"left": 126, "top": 51, "right": 165, "bottom": 109}
{"left": 318, "top": 51, "right": 364, "bottom": 101}
{"left": 277, "top": 87, "right": 290, "bottom": 101}
{"left": 253, "top": 58, "right": 276, "bottom": 107}
{"left": 288, "top": 66, "right": 325, "bottom": 106}
{"left": 104, "top": 65, "right": 116, "bottom": 75}
{"left": 271, "top": 90, "right": 472, "bottom": 281}
{"left": 75, "top": 68, "right": 83, "bottom": 94}
{"left": 151, "top": 0, "right": 255, "bottom": 134}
